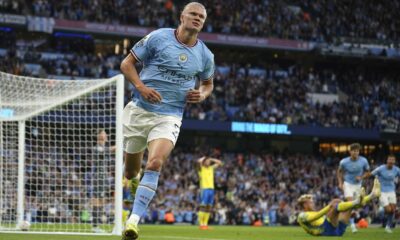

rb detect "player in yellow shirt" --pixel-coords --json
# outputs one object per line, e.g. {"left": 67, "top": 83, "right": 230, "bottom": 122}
{"left": 196, "top": 156, "right": 222, "bottom": 230}
{"left": 297, "top": 178, "right": 381, "bottom": 236}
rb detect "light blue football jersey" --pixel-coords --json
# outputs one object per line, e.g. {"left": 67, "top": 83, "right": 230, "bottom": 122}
{"left": 339, "top": 156, "right": 370, "bottom": 185}
{"left": 130, "top": 28, "right": 215, "bottom": 118}
{"left": 372, "top": 165, "right": 400, "bottom": 192}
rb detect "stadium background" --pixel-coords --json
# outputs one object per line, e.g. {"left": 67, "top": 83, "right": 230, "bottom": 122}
{"left": 1, "top": 0, "right": 400, "bottom": 239}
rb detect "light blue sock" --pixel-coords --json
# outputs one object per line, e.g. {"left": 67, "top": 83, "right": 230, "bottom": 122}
{"left": 131, "top": 170, "right": 160, "bottom": 218}
{"left": 350, "top": 218, "right": 355, "bottom": 225}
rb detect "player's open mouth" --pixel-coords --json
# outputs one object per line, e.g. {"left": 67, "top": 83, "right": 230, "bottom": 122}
{"left": 193, "top": 22, "right": 200, "bottom": 27}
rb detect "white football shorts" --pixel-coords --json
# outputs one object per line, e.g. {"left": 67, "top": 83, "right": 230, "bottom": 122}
{"left": 122, "top": 101, "right": 182, "bottom": 153}
{"left": 343, "top": 181, "right": 362, "bottom": 199}
{"left": 379, "top": 192, "right": 396, "bottom": 207}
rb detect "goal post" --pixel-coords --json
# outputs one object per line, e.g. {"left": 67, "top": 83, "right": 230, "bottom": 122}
{"left": 0, "top": 72, "right": 124, "bottom": 235}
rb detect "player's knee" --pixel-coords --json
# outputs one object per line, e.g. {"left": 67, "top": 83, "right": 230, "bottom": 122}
{"left": 388, "top": 206, "right": 395, "bottom": 213}
{"left": 146, "top": 156, "right": 164, "bottom": 171}
{"left": 124, "top": 169, "right": 139, "bottom": 180}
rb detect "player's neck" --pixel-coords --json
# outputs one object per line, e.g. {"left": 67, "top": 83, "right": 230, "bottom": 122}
{"left": 176, "top": 27, "right": 198, "bottom": 47}
{"left": 350, "top": 156, "right": 358, "bottom": 161}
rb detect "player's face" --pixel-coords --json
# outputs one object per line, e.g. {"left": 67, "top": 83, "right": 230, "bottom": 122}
{"left": 180, "top": 5, "right": 207, "bottom": 33}
{"left": 304, "top": 199, "right": 315, "bottom": 211}
{"left": 387, "top": 156, "right": 396, "bottom": 168}
{"left": 98, "top": 130, "right": 108, "bottom": 142}
{"left": 204, "top": 158, "right": 211, "bottom": 166}
{"left": 350, "top": 149, "right": 359, "bottom": 159}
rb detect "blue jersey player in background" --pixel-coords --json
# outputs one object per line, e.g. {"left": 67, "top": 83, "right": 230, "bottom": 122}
{"left": 371, "top": 154, "right": 400, "bottom": 234}
{"left": 119, "top": 2, "right": 214, "bottom": 240}
{"left": 336, "top": 143, "right": 370, "bottom": 233}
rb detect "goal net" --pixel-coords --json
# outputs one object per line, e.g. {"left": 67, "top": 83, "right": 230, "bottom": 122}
{"left": 0, "top": 72, "right": 124, "bottom": 235}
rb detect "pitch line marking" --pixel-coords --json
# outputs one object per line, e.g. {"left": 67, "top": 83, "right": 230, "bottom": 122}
{"left": 142, "top": 235, "right": 231, "bottom": 240}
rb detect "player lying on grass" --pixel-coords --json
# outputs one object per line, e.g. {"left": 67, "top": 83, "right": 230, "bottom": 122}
{"left": 297, "top": 178, "right": 381, "bottom": 236}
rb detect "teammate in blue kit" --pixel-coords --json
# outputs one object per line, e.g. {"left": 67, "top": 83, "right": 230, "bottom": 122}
{"left": 119, "top": 2, "right": 214, "bottom": 239}
{"left": 371, "top": 154, "right": 400, "bottom": 233}
{"left": 336, "top": 143, "right": 370, "bottom": 233}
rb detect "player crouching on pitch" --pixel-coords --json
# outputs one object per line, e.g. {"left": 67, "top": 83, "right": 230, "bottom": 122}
{"left": 297, "top": 178, "right": 381, "bottom": 236}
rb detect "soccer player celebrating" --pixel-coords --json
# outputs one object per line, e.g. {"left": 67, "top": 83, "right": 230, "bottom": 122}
{"left": 371, "top": 154, "right": 400, "bottom": 233}
{"left": 336, "top": 143, "right": 370, "bottom": 233}
{"left": 297, "top": 179, "right": 381, "bottom": 236}
{"left": 119, "top": 2, "right": 214, "bottom": 240}
{"left": 196, "top": 156, "right": 223, "bottom": 230}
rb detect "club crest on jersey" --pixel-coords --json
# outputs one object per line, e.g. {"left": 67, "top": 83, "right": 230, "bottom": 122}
{"left": 136, "top": 35, "right": 149, "bottom": 47}
{"left": 179, "top": 53, "right": 188, "bottom": 62}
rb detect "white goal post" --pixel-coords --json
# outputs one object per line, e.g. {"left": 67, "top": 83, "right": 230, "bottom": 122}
{"left": 0, "top": 72, "right": 124, "bottom": 235}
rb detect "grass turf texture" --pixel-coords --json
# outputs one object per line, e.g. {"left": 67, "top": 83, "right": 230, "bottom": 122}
{"left": 0, "top": 225, "right": 398, "bottom": 240}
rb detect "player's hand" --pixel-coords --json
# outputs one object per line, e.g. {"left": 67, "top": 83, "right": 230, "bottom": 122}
{"left": 198, "top": 156, "right": 207, "bottom": 163}
{"left": 355, "top": 176, "right": 362, "bottom": 182}
{"left": 137, "top": 85, "right": 162, "bottom": 104}
{"left": 329, "top": 199, "right": 341, "bottom": 208}
{"left": 186, "top": 89, "right": 205, "bottom": 103}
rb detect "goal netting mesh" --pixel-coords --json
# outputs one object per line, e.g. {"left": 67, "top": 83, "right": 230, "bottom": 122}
{"left": 0, "top": 72, "right": 124, "bottom": 235}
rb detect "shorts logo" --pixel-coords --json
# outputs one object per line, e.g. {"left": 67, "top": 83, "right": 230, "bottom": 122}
{"left": 179, "top": 53, "right": 188, "bottom": 62}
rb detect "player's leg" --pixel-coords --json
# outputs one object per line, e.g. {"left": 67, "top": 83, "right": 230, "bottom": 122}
{"left": 325, "top": 199, "right": 342, "bottom": 227}
{"left": 361, "top": 178, "right": 381, "bottom": 206}
{"left": 343, "top": 182, "right": 359, "bottom": 233}
{"left": 124, "top": 152, "right": 143, "bottom": 180}
{"left": 124, "top": 138, "right": 174, "bottom": 240}
{"left": 324, "top": 190, "right": 364, "bottom": 236}
{"left": 334, "top": 190, "right": 364, "bottom": 236}
{"left": 124, "top": 151, "right": 144, "bottom": 197}
{"left": 198, "top": 190, "right": 206, "bottom": 228}
{"left": 384, "top": 204, "right": 394, "bottom": 233}
{"left": 337, "top": 188, "right": 365, "bottom": 222}
{"left": 91, "top": 197, "right": 106, "bottom": 233}
{"left": 123, "top": 114, "right": 181, "bottom": 240}
{"left": 203, "top": 189, "right": 214, "bottom": 228}
{"left": 320, "top": 199, "right": 347, "bottom": 236}
{"left": 383, "top": 192, "right": 396, "bottom": 233}
{"left": 337, "top": 188, "right": 364, "bottom": 213}
{"left": 389, "top": 203, "right": 396, "bottom": 229}
{"left": 122, "top": 102, "right": 149, "bottom": 197}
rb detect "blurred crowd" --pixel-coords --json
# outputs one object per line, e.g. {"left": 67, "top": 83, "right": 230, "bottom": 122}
{"left": 142, "top": 147, "right": 391, "bottom": 226}
{"left": 185, "top": 63, "right": 400, "bottom": 132}
{"left": 1, "top": 48, "right": 399, "bottom": 132}
{"left": 9, "top": 141, "right": 394, "bottom": 226}
{"left": 1, "top": 0, "right": 399, "bottom": 43}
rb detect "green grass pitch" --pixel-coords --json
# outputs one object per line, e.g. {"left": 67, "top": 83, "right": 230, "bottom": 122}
{"left": 0, "top": 225, "right": 398, "bottom": 240}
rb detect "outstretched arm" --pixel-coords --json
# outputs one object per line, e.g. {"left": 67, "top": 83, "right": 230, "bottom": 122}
{"left": 361, "top": 170, "right": 371, "bottom": 180}
{"left": 299, "top": 205, "right": 332, "bottom": 223}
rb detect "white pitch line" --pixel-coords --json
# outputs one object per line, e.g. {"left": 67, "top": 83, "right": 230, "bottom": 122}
{"left": 141, "top": 235, "right": 231, "bottom": 240}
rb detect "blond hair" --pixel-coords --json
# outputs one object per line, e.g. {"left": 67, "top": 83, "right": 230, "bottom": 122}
{"left": 182, "top": 2, "right": 206, "bottom": 14}
{"left": 297, "top": 194, "right": 313, "bottom": 208}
